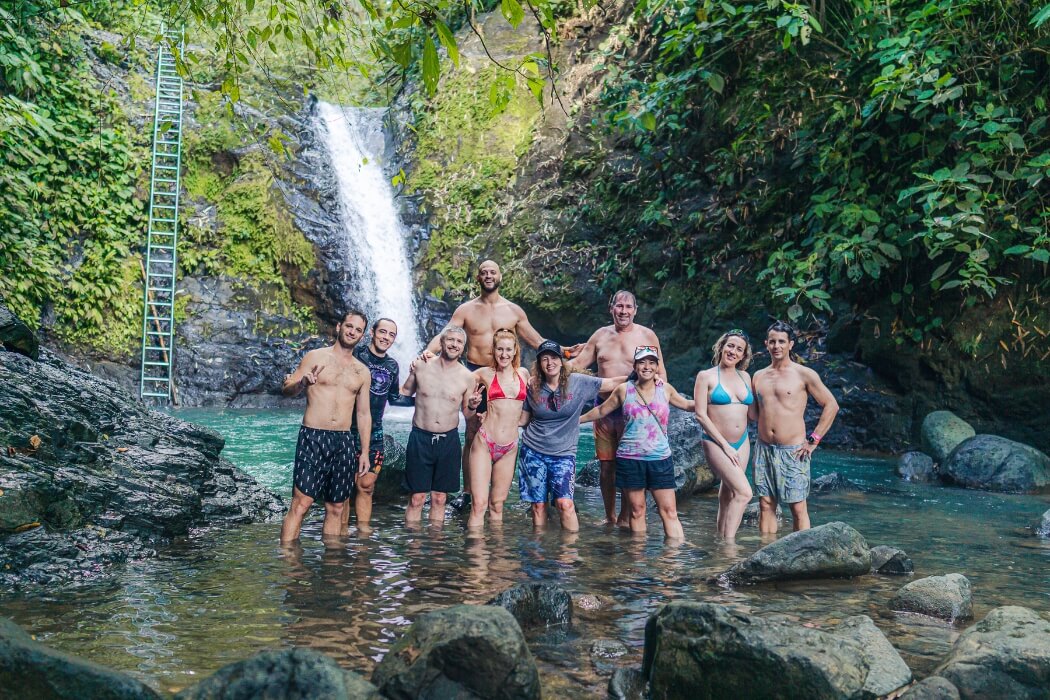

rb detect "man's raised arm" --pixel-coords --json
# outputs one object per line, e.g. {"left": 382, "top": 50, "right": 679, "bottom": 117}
{"left": 513, "top": 304, "right": 546, "bottom": 350}
{"left": 282, "top": 351, "right": 321, "bottom": 397}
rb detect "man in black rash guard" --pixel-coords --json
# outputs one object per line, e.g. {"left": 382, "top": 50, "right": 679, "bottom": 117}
{"left": 341, "top": 317, "right": 414, "bottom": 533}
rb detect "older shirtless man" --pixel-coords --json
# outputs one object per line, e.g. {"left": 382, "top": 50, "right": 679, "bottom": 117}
{"left": 279, "top": 310, "right": 372, "bottom": 543}
{"left": 423, "top": 260, "right": 548, "bottom": 497}
{"left": 402, "top": 325, "right": 483, "bottom": 523}
{"left": 749, "top": 321, "right": 839, "bottom": 533}
{"left": 570, "top": 290, "right": 666, "bottom": 525}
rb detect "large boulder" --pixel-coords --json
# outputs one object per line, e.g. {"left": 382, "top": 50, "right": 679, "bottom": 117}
{"left": 487, "top": 582, "right": 572, "bottom": 628}
{"left": 889, "top": 574, "right": 973, "bottom": 623}
{"left": 0, "top": 616, "right": 159, "bottom": 699}
{"left": 667, "top": 409, "right": 717, "bottom": 496}
{"left": 831, "top": 615, "right": 912, "bottom": 698}
{"left": 941, "top": 435, "right": 1050, "bottom": 493}
{"left": 642, "top": 602, "right": 869, "bottom": 699}
{"left": 1036, "top": 508, "right": 1050, "bottom": 538}
{"left": 898, "top": 452, "right": 937, "bottom": 482}
{"left": 0, "top": 302, "right": 39, "bottom": 360}
{"left": 921, "top": 411, "right": 975, "bottom": 464}
{"left": 869, "top": 545, "right": 914, "bottom": 575}
{"left": 175, "top": 647, "right": 380, "bottom": 700}
{"left": 719, "top": 521, "right": 871, "bottom": 584}
{"left": 935, "top": 606, "right": 1050, "bottom": 699}
{"left": 900, "top": 676, "right": 960, "bottom": 699}
{"left": 372, "top": 604, "right": 540, "bottom": 699}
{"left": 371, "top": 434, "right": 408, "bottom": 504}
{"left": 608, "top": 667, "right": 645, "bottom": 700}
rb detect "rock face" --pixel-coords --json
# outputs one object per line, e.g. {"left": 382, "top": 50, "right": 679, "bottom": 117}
{"left": 832, "top": 615, "right": 912, "bottom": 698}
{"left": 0, "top": 301, "right": 39, "bottom": 360}
{"left": 487, "top": 582, "right": 572, "bottom": 628}
{"left": 0, "top": 333, "right": 283, "bottom": 591}
{"left": 921, "top": 411, "right": 975, "bottom": 464}
{"left": 667, "top": 409, "right": 718, "bottom": 496}
{"left": 900, "top": 676, "right": 960, "bottom": 699}
{"left": 898, "top": 451, "right": 937, "bottom": 482}
{"left": 935, "top": 606, "right": 1050, "bottom": 699}
{"left": 643, "top": 602, "right": 869, "bottom": 700}
{"left": 175, "top": 647, "right": 380, "bottom": 700}
{"left": 0, "top": 617, "right": 160, "bottom": 699}
{"left": 889, "top": 574, "right": 973, "bottom": 623}
{"left": 372, "top": 604, "right": 540, "bottom": 700}
{"left": 869, "top": 545, "right": 914, "bottom": 575}
{"left": 720, "top": 521, "right": 871, "bottom": 584}
{"left": 1037, "top": 508, "right": 1050, "bottom": 538}
{"left": 941, "top": 434, "right": 1050, "bottom": 493}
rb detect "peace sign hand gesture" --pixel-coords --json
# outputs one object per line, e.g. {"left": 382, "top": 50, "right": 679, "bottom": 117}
{"left": 300, "top": 365, "right": 325, "bottom": 389}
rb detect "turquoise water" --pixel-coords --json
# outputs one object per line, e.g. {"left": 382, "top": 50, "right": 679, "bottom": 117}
{"left": 3, "top": 408, "right": 1048, "bottom": 696}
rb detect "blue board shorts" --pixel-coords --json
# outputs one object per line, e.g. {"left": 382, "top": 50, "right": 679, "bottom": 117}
{"left": 753, "top": 440, "right": 810, "bottom": 504}
{"left": 518, "top": 443, "right": 575, "bottom": 503}
{"left": 615, "top": 457, "right": 676, "bottom": 490}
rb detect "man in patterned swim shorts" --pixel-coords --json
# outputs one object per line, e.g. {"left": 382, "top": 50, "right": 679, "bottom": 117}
{"left": 750, "top": 321, "right": 839, "bottom": 533}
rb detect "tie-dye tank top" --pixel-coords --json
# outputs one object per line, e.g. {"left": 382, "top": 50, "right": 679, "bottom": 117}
{"left": 616, "top": 381, "right": 672, "bottom": 460}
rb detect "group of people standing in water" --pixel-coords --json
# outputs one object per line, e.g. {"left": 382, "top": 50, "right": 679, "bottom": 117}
{"left": 278, "top": 260, "right": 839, "bottom": 545}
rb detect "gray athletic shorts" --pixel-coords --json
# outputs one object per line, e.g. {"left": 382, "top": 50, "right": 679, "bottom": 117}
{"left": 753, "top": 441, "right": 810, "bottom": 504}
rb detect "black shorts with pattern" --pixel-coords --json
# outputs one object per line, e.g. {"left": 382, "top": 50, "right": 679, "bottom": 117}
{"left": 293, "top": 425, "right": 356, "bottom": 503}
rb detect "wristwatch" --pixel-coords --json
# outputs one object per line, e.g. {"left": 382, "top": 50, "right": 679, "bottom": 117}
{"left": 806, "top": 432, "right": 822, "bottom": 445}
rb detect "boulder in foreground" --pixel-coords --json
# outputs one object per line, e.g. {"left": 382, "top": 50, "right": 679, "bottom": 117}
{"left": 487, "top": 582, "right": 572, "bottom": 628}
{"left": 900, "top": 676, "right": 960, "bottom": 699}
{"left": 832, "top": 615, "right": 912, "bottom": 698}
{"left": 921, "top": 411, "right": 975, "bottom": 464}
{"left": 941, "top": 434, "right": 1050, "bottom": 493}
{"left": 372, "top": 604, "right": 540, "bottom": 700}
{"left": 720, "top": 521, "right": 871, "bottom": 584}
{"left": 869, "top": 545, "right": 914, "bottom": 575}
{"left": 889, "top": 574, "right": 973, "bottom": 623}
{"left": 935, "top": 606, "right": 1050, "bottom": 700}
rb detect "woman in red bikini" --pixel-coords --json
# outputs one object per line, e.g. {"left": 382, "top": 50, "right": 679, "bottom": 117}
{"left": 466, "top": 329, "right": 530, "bottom": 529}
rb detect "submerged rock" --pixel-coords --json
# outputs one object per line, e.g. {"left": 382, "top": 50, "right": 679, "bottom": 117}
{"left": 898, "top": 451, "right": 937, "bottom": 482}
{"left": 0, "top": 616, "right": 159, "bottom": 699}
{"left": 371, "top": 434, "right": 408, "bottom": 504}
{"left": 487, "top": 582, "right": 572, "bottom": 628}
{"left": 577, "top": 458, "right": 600, "bottom": 487}
{"left": 372, "top": 604, "right": 540, "bottom": 700}
{"left": 832, "top": 615, "right": 912, "bottom": 698}
{"left": 175, "top": 647, "right": 380, "bottom": 700}
{"left": 1037, "top": 508, "right": 1050, "bottom": 538}
{"left": 889, "top": 574, "right": 973, "bottom": 623}
{"left": 900, "top": 676, "right": 960, "bottom": 699}
{"left": 935, "top": 606, "right": 1050, "bottom": 699}
{"left": 719, "top": 521, "right": 871, "bottom": 584}
{"left": 643, "top": 602, "right": 869, "bottom": 699}
{"left": 941, "top": 435, "right": 1050, "bottom": 493}
{"left": 608, "top": 667, "right": 645, "bottom": 700}
{"left": 741, "top": 501, "right": 781, "bottom": 527}
{"left": 870, "top": 545, "right": 914, "bottom": 575}
{"left": 591, "top": 638, "right": 628, "bottom": 659}
{"left": 811, "top": 471, "right": 862, "bottom": 494}
{"left": 922, "top": 411, "right": 975, "bottom": 464}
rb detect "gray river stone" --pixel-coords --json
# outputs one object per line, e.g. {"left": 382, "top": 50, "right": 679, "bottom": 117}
{"left": 0, "top": 301, "right": 38, "bottom": 360}
{"left": 371, "top": 434, "right": 408, "bottom": 505}
{"left": 0, "top": 616, "right": 159, "bottom": 699}
{"left": 719, "top": 521, "right": 871, "bottom": 584}
{"left": 642, "top": 602, "right": 869, "bottom": 699}
{"left": 889, "top": 574, "right": 973, "bottom": 623}
{"left": 175, "top": 647, "right": 380, "bottom": 700}
{"left": 898, "top": 451, "right": 937, "bottom": 482}
{"left": 922, "top": 411, "right": 975, "bottom": 464}
{"left": 1037, "top": 508, "right": 1050, "bottom": 537}
{"left": 608, "top": 667, "right": 645, "bottom": 700}
{"left": 942, "top": 434, "right": 1050, "bottom": 493}
{"left": 832, "top": 615, "right": 912, "bottom": 698}
{"left": 870, "top": 545, "right": 914, "bottom": 575}
{"left": 372, "top": 604, "right": 540, "bottom": 699}
{"left": 935, "top": 606, "right": 1050, "bottom": 700}
{"left": 487, "top": 582, "right": 572, "bottom": 628}
{"left": 900, "top": 676, "right": 961, "bottom": 700}
{"left": 741, "top": 500, "right": 782, "bottom": 527}
{"left": 811, "top": 471, "right": 862, "bottom": 494}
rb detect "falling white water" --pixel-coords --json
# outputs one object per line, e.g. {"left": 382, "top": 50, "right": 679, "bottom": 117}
{"left": 316, "top": 102, "right": 422, "bottom": 378}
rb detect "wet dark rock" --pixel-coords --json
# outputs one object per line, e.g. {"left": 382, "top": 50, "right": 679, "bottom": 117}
{"left": 487, "top": 582, "right": 572, "bottom": 628}
{"left": 719, "top": 521, "right": 871, "bottom": 584}
{"left": 0, "top": 616, "right": 160, "bottom": 699}
{"left": 889, "top": 574, "right": 973, "bottom": 623}
{"left": 372, "top": 604, "right": 540, "bottom": 700}
{"left": 898, "top": 451, "right": 937, "bottom": 482}
{"left": 578, "top": 458, "right": 600, "bottom": 487}
{"left": 741, "top": 501, "right": 781, "bottom": 527}
{"left": 643, "top": 602, "right": 869, "bottom": 699}
{"left": 0, "top": 302, "right": 38, "bottom": 360}
{"left": 667, "top": 409, "right": 717, "bottom": 496}
{"left": 371, "top": 434, "right": 408, "bottom": 505}
{"left": 0, "top": 339, "right": 283, "bottom": 592}
{"left": 941, "top": 434, "right": 1050, "bottom": 493}
{"left": 1036, "top": 508, "right": 1050, "bottom": 538}
{"left": 811, "top": 471, "right": 862, "bottom": 494}
{"left": 900, "top": 676, "right": 960, "bottom": 699}
{"left": 922, "top": 411, "right": 975, "bottom": 464}
{"left": 831, "top": 615, "right": 912, "bottom": 698}
{"left": 608, "top": 667, "right": 645, "bottom": 700}
{"left": 935, "top": 606, "right": 1050, "bottom": 699}
{"left": 870, "top": 545, "right": 914, "bottom": 575}
{"left": 591, "top": 639, "right": 628, "bottom": 659}
{"left": 573, "top": 593, "right": 616, "bottom": 613}
{"left": 175, "top": 647, "right": 380, "bottom": 700}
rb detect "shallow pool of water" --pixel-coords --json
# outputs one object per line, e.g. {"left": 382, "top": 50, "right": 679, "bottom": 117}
{"left": 3, "top": 408, "right": 1048, "bottom": 696}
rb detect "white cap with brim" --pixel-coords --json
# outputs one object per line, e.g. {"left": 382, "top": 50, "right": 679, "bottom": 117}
{"left": 633, "top": 346, "right": 659, "bottom": 362}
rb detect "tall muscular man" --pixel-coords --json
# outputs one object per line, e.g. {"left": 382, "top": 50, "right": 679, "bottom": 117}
{"left": 570, "top": 291, "right": 666, "bottom": 525}
{"left": 280, "top": 310, "right": 372, "bottom": 543}
{"left": 749, "top": 321, "right": 839, "bottom": 533}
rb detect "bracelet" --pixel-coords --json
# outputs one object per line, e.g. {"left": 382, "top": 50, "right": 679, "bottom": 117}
{"left": 809, "top": 432, "right": 822, "bottom": 443}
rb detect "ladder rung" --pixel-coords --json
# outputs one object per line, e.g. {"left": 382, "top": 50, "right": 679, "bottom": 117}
{"left": 144, "top": 347, "right": 169, "bottom": 353}
{"left": 147, "top": 287, "right": 173, "bottom": 293}
{"left": 151, "top": 204, "right": 177, "bottom": 209}
{"left": 150, "top": 245, "right": 175, "bottom": 251}
{"left": 156, "top": 140, "right": 180, "bottom": 146}
{"left": 146, "top": 315, "right": 173, "bottom": 321}
{"left": 152, "top": 216, "right": 177, "bottom": 222}
{"left": 153, "top": 178, "right": 179, "bottom": 183}
{"left": 143, "top": 361, "right": 171, "bottom": 366}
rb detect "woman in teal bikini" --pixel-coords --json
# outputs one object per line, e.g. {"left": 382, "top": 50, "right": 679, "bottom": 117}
{"left": 693, "top": 329, "right": 755, "bottom": 542}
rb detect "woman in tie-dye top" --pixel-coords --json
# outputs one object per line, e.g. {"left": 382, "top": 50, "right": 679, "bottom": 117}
{"left": 580, "top": 346, "right": 694, "bottom": 539}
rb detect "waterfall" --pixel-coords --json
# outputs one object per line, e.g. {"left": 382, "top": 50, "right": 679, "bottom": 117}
{"left": 316, "top": 102, "right": 423, "bottom": 378}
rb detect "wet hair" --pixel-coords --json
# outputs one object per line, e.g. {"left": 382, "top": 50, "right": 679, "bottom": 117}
{"left": 608, "top": 290, "right": 637, "bottom": 308}
{"left": 529, "top": 354, "right": 571, "bottom": 405}
{"left": 372, "top": 317, "right": 397, "bottom": 333}
{"left": 491, "top": 328, "right": 521, "bottom": 370}
{"left": 338, "top": 309, "right": 368, "bottom": 328}
{"left": 766, "top": 320, "right": 797, "bottom": 343}
{"left": 712, "top": 330, "right": 752, "bottom": 370}
{"left": 440, "top": 324, "right": 466, "bottom": 342}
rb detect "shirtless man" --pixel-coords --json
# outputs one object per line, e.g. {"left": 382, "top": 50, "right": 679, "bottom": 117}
{"left": 401, "top": 325, "right": 483, "bottom": 523}
{"left": 749, "top": 320, "right": 839, "bottom": 534}
{"left": 279, "top": 310, "right": 372, "bottom": 543}
{"left": 570, "top": 290, "right": 666, "bottom": 525}
{"left": 422, "top": 260, "right": 548, "bottom": 499}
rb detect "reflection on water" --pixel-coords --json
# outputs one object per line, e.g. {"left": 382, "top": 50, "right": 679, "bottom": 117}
{"left": 2, "top": 411, "right": 1048, "bottom": 696}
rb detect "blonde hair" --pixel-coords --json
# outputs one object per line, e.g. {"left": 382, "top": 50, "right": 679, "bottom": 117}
{"left": 491, "top": 329, "right": 520, "bottom": 370}
{"left": 711, "top": 331, "right": 752, "bottom": 370}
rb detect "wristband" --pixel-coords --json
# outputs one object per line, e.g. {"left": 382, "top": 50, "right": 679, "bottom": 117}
{"left": 808, "top": 432, "right": 822, "bottom": 444}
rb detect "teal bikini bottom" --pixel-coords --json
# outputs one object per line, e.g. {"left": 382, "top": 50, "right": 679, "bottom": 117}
{"left": 702, "top": 431, "right": 749, "bottom": 451}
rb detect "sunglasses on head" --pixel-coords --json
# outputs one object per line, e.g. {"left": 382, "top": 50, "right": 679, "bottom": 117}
{"left": 727, "top": 329, "right": 749, "bottom": 342}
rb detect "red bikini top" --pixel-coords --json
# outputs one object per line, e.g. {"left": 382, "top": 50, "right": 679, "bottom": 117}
{"left": 489, "top": 371, "right": 527, "bottom": 402}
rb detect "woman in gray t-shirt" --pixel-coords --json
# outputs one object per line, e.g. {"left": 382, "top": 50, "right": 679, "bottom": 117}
{"left": 518, "top": 340, "right": 626, "bottom": 531}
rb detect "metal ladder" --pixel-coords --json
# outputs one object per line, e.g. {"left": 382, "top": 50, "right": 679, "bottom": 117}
{"left": 139, "top": 25, "right": 185, "bottom": 402}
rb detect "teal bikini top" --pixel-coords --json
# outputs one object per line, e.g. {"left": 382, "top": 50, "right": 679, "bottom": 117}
{"left": 710, "top": 366, "right": 753, "bottom": 406}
